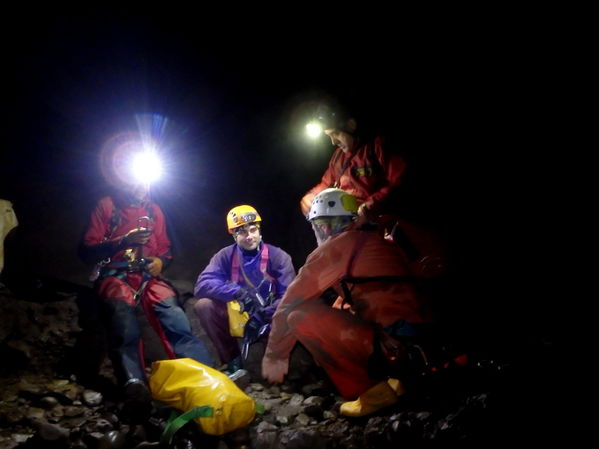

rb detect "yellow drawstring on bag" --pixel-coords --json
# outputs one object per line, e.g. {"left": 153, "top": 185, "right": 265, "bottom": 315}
{"left": 149, "top": 358, "right": 255, "bottom": 436}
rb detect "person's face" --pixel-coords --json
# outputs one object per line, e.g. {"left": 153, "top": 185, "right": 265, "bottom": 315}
{"left": 324, "top": 128, "right": 355, "bottom": 153}
{"left": 234, "top": 223, "right": 262, "bottom": 250}
{"left": 311, "top": 219, "right": 332, "bottom": 246}
{"left": 123, "top": 183, "right": 149, "bottom": 203}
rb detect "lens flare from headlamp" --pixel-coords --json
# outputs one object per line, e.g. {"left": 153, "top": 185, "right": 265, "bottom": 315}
{"left": 131, "top": 150, "right": 162, "bottom": 184}
{"left": 100, "top": 131, "right": 165, "bottom": 190}
{"left": 305, "top": 121, "right": 324, "bottom": 138}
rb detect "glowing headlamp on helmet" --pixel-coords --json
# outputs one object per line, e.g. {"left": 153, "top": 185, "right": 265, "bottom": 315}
{"left": 130, "top": 148, "right": 162, "bottom": 185}
{"left": 100, "top": 132, "right": 163, "bottom": 191}
{"left": 305, "top": 103, "right": 349, "bottom": 139}
{"left": 227, "top": 205, "right": 262, "bottom": 234}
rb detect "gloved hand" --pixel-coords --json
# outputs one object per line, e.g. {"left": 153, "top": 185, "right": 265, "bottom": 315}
{"left": 235, "top": 289, "right": 257, "bottom": 315}
{"left": 261, "top": 304, "right": 276, "bottom": 322}
{"left": 145, "top": 257, "right": 163, "bottom": 277}
{"left": 241, "top": 317, "right": 270, "bottom": 359}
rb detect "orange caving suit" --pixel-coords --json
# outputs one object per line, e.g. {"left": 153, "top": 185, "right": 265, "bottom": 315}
{"left": 265, "top": 227, "right": 435, "bottom": 399}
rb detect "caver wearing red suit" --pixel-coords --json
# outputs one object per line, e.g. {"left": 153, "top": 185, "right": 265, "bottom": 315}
{"left": 80, "top": 187, "right": 212, "bottom": 388}
{"left": 302, "top": 135, "right": 406, "bottom": 218}
{"left": 300, "top": 103, "right": 406, "bottom": 226}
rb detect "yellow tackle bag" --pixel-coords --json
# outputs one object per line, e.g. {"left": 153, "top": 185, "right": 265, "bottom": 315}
{"left": 149, "top": 358, "right": 255, "bottom": 436}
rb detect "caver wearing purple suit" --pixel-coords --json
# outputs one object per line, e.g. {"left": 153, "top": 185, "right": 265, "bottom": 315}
{"left": 193, "top": 205, "right": 295, "bottom": 373}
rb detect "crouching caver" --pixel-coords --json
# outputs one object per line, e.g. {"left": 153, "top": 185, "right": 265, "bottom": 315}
{"left": 193, "top": 205, "right": 295, "bottom": 377}
{"left": 263, "top": 188, "right": 447, "bottom": 417}
{"left": 80, "top": 181, "right": 213, "bottom": 413}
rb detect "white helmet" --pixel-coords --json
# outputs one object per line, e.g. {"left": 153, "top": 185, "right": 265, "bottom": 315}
{"left": 308, "top": 188, "right": 358, "bottom": 221}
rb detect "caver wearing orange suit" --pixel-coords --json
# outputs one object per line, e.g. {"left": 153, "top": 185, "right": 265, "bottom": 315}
{"left": 263, "top": 188, "right": 442, "bottom": 417}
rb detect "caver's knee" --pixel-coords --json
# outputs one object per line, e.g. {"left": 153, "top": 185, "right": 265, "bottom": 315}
{"left": 193, "top": 297, "right": 215, "bottom": 316}
{"left": 97, "top": 278, "right": 135, "bottom": 306}
{"left": 287, "top": 299, "right": 328, "bottom": 326}
{"left": 286, "top": 304, "right": 314, "bottom": 332}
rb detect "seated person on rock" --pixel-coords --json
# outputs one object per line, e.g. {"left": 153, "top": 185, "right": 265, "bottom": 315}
{"left": 80, "top": 151, "right": 213, "bottom": 413}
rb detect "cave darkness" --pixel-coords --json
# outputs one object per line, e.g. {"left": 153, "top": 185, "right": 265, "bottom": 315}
{"left": 0, "top": 12, "right": 567, "bottom": 446}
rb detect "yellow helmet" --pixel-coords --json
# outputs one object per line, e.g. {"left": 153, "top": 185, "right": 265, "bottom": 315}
{"left": 226, "top": 205, "right": 262, "bottom": 234}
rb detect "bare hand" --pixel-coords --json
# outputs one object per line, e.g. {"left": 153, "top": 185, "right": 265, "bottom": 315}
{"left": 354, "top": 213, "right": 370, "bottom": 228}
{"left": 300, "top": 192, "right": 316, "bottom": 218}
{"left": 262, "top": 355, "right": 289, "bottom": 384}
{"left": 122, "top": 228, "right": 152, "bottom": 246}
{"left": 356, "top": 203, "right": 377, "bottom": 226}
{"left": 145, "top": 256, "right": 163, "bottom": 277}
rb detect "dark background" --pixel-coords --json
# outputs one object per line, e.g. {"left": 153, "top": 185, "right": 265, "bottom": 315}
{"left": 0, "top": 13, "right": 562, "bottom": 337}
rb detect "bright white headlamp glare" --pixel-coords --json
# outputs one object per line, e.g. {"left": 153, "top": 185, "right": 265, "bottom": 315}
{"left": 305, "top": 121, "right": 324, "bottom": 138}
{"left": 131, "top": 151, "right": 162, "bottom": 184}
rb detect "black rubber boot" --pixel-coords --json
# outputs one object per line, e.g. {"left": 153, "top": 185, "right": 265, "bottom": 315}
{"left": 121, "top": 379, "right": 152, "bottom": 423}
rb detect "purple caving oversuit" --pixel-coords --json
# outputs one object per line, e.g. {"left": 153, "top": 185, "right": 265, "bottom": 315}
{"left": 193, "top": 242, "right": 295, "bottom": 365}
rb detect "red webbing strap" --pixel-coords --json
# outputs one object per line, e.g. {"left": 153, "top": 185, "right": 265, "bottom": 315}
{"left": 231, "top": 248, "right": 241, "bottom": 282}
{"left": 339, "top": 231, "right": 370, "bottom": 307}
{"left": 345, "top": 231, "right": 369, "bottom": 279}
{"left": 231, "top": 243, "right": 273, "bottom": 285}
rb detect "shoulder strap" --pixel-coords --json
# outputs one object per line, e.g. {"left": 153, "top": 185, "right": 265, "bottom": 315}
{"left": 147, "top": 202, "right": 155, "bottom": 220}
{"left": 230, "top": 243, "right": 274, "bottom": 285}
{"left": 259, "top": 244, "right": 273, "bottom": 281}
{"left": 340, "top": 231, "right": 418, "bottom": 305}
{"left": 103, "top": 197, "right": 120, "bottom": 241}
{"left": 345, "top": 231, "right": 369, "bottom": 279}
{"left": 338, "top": 231, "right": 369, "bottom": 306}
{"left": 340, "top": 272, "right": 417, "bottom": 307}
{"left": 339, "top": 230, "right": 421, "bottom": 305}
{"left": 344, "top": 275, "right": 418, "bottom": 284}
{"left": 231, "top": 247, "right": 241, "bottom": 282}
{"left": 334, "top": 150, "right": 356, "bottom": 187}
{"left": 367, "top": 140, "right": 382, "bottom": 175}
{"left": 161, "top": 406, "right": 214, "bottom": 446}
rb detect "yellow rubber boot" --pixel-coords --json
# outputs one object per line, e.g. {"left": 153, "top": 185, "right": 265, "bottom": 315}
{"left": 387, "top": 378, "right": 406, "bottom": 396}
{"left": 339, "top": 380, "right": 399, "bottom": 417}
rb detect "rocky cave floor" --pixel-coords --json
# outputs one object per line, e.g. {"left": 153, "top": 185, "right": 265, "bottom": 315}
{"left": 0, "top": 281, "right": 566, "bottom": 448}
